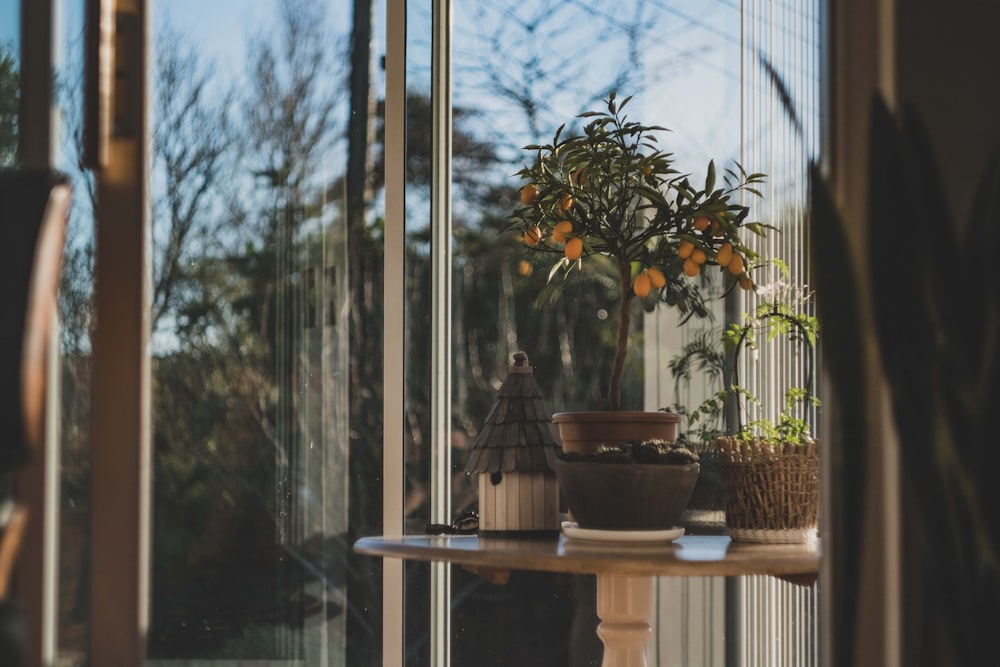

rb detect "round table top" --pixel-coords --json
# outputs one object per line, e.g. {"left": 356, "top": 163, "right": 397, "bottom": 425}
{"left": 354, "top": 532, "right": 820, "bottom": 579}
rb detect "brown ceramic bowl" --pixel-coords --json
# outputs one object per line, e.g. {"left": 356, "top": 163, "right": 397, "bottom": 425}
{"left": 553, "top": 459, "right": 699, "bottom": 531}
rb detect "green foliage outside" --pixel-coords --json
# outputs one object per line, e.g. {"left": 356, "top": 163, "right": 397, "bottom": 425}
{"left": 0, "top": 44, "right": 18, "bottom": 167}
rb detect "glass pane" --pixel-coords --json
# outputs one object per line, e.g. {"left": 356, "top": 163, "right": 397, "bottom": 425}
{"left": 54, "top": 2, "right": 94, "bottom": 664}
{"left": 0, "top": 0, "right": 17, "bottom": 169}
{"left": 53, "top": 0, "right": 386, "bottom": 663}
{"left": 442, "top": 2, "right": 745, "bottom": 665}
{"left": 401, "top": 2, "right": 431, "bottom": 663}
{"left": 401, "top": 0, "right": 819, "bottom": 665}
{"left": 450, "top": 0, "right": 743, "bottom": 416}
{"left": 41, "top": 0, "right": 820, "bottom": 663}
{"left": 1, "top": 0, "right": 20, "bottom": 530}
{"left": 144, "top": 0, "right": 386, "bottom": 662}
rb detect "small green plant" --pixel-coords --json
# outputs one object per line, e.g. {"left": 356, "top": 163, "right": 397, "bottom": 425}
{"left": 689, "top": 287, "right": 820, "bottom": 444}
{"left": 667, "top": 327, "right": 727, "bottom": 445}
{"left": 740, "top": 386, "right": 819, "bottom": 445}
{"left": 511, "top": 93, "right": 768, "bottom": 410}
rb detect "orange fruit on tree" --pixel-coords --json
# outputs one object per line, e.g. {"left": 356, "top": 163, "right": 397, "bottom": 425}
{"left": 691, "top": 248, "right": 707, "bottom": 265}
{"left": 738, "top": 274, "right": 752, "bottom": 290}
{"left": 571, "top": 168, "right": 587, "bottom": 186}
{"left": 693, "top": 216, "right": 710, "bottom": 231}
{"left": 520, "top": 184, "right": 538, "bottom": 205}
{"left": 678, "top": 240, "right": 695, "bottom": 259}
{"left": 565, "top": 237, "right": 584, "bottom": 261}
{"left": 524, "top": 225, "right": 541, "bottom": 246}
{"left": 633, "top": 272, "right": 652, "bottom": 298}
{"left": 559, "top": 194, "right": 574, "bottom": 211}
{"left": 683, "top": 258, "right": 700, "bottom": 277}
{"left": 727, "top": 252, "right": 745, "bottom": 275}
{"left": 715, "top": 242, "right": 734, "bottom": 267}
{"left": 646, "top": 267, "right": 666, "bottom": 289}
{"left": 552, "top": 220, "right": 573, "bottom": 243}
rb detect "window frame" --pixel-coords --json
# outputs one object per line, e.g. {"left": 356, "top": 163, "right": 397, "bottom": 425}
{"left": 383, "top": 0, "right": 406, "bottom": 664}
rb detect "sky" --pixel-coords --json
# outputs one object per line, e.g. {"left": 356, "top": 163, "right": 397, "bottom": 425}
{"left": 154, "top": 0, "right": 276, "bottom": 81}
{"left": 6, "top": 0, "right": 750, "bottom": 234}
{"left": 3, "top": 0, "right": 736, "bottom": 173}
{"left": 154, "top": 0, "right": 380, "bottom": 83}
{"left": 49, "top": 0, "right": 282, "bottom": 82}
{"left": 0, "top": 0, "right": 365, "bottom": 83}
{"left": 1, "top": 0, "right": 18, "bottom": 52}
{"left": 148, "top": 0, "right": 737, "bottom": 168}
{"left": 6, "top": 0, "right": 812, "bottom": 368}
{"left": 444, "top": 1, "right": 742, "bottom": 179}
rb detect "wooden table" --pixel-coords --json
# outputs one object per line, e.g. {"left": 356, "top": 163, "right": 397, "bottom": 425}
{"left": 354, "top": 532, "right": 820, "bottom": 667}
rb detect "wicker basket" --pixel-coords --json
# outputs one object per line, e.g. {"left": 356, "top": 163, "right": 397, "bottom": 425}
{"left": 716, "top": 436, "right": 819, "bottom": 543}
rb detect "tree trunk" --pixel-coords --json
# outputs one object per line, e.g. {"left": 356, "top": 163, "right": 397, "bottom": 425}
{"left": 609, "top": 258, "right": 632, "bottom": 411}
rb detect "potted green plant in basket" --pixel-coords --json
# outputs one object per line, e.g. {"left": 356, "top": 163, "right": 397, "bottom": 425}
{"left": 510, "top": 93, "right": 769, "bottom": 530}
{"left": 692, "top": 288, "right": 821, "bottom": 543}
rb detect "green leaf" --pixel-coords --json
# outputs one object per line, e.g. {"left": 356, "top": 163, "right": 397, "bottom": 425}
{"left": 705, "top": 160, "right": 716, "bottom": 194}
{"left": 547, "top": 258, "right": 567, "bottom": 283}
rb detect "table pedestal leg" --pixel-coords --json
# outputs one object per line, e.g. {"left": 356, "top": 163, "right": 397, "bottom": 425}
{"left": 595, "top": 574, "right": 653, "bottom": 667}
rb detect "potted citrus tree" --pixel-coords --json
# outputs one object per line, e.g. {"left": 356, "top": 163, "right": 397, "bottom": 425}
{"left": 511, "top": 93, "right": 768, "bottom": 530}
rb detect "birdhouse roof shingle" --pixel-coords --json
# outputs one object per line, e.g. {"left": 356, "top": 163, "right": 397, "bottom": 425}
{"left": 463, "top": 351, "right": 563, "bottom": 474}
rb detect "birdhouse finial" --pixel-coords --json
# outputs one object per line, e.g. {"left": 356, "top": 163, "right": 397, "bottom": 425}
{"left": 511, "top": 351, "right": 530, "bottom": 373}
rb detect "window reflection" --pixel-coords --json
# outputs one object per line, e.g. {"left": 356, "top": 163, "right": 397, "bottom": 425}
{"left": 56, "top": 0, "right": 387, "bottom": 662}
{"left": 43, "top": 0, "right": 820, "bottom": 663}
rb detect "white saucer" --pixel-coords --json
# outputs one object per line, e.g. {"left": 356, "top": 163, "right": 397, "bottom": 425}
{"left": 561, "top": 521, "right": 684, "bottom": 544}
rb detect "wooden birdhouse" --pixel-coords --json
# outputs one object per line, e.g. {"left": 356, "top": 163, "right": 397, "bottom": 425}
{"left": 463, "top": 351, "right": 563, "bottom": 536}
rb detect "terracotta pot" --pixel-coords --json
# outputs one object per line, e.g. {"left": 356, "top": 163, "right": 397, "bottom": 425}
{"left": 553, "top": 459, "right": 699, "bottom": 531}
{"left": 552, "top": 411, "right": 681, "bottom": 454}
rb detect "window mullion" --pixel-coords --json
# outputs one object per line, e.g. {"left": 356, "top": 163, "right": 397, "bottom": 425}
{"left": 430, "top": 0, "right": 453, "bottom": 664}
{"left": 88, "top": 1, "right": 151, "bottom": 665}
{"left": 384, "top": 0, "right": 407, "bottom": 664}
{"left": 16, "top": 3, "right": 60, "bottom": 666}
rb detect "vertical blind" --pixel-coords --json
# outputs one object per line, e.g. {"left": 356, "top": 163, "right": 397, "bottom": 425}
{"left": 736, "top": 1, "right": 820, "bottom": 666}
